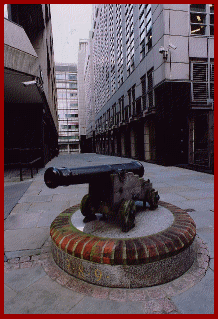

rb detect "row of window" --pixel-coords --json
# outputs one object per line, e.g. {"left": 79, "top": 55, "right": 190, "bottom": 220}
{"left": 58, "top": 114, "right": 78, "bottom": 119}
{"left": 56, "top": 73, "right": 77, "bottom": 81}
{"left": 190, "top": 4, "right": 214, "bottom": 36}
{"left": 56, "top": 82, "right": 77, "bottom": 89}
{"left": 58, "top": 102, "right": 78, "bottom": 108}
{"left": 58, "top": 136, "right": 79, "bottom": 140}
{"left": 91, "top": 4, "right": 214, "bottom": 128}
{"left": 57, "top": 89, "right": 77, "bottom": 99}
{"left": 60, "top": 125, "right": 79, "bottom": 130}
{"left": 94, "top": 58, "right": 214, "bottom": 134}
{"left": 95, "top": 68, "right": 154, "bottom": 133}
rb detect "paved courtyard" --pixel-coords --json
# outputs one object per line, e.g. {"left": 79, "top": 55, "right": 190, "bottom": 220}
{"left": 4, "top": 153, "right": 214, "bottom": 314}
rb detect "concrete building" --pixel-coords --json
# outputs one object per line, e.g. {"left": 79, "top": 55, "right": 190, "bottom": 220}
{"left": 84, "top": 4, "right": 214, "bottom": 172}
{"left": 55, "top": 63, "right": 79, "bottom": 153}
{"left": 4, "top": 4, "right": 58, "bottom": 167}
{"left": 78, "top": 40, "right": 89, "bottom": 152}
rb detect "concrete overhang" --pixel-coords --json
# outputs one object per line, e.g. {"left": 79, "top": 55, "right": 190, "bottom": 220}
{"left": 4, "top": 69, "right": 43, "bottom": 104}
{"left": 4, "top": 18, "right": 43, "bottom": 104}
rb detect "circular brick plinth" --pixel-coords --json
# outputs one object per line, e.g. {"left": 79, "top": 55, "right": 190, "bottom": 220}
{"left": 50, "top": 201, "right": 196, "bottom": 288}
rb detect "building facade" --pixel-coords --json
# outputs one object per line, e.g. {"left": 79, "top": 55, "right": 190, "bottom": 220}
{"left": 55, "top": 63, "right": 79, "bottom": 153}
{"left": 4, "top": 4, "right": 58, "bottom": 166}
{"left": 84, "top": 4, "right": 214, "bottom": 172}
{"left": 78, "top": 40, "right": 89, "bottom": 152}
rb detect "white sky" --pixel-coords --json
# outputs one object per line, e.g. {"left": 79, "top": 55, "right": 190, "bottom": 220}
{"left": 50, "top": 4, "right": 93, "bottom": 64}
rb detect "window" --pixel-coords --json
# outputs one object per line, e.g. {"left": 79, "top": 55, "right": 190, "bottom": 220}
{"left": 190, "top": 4, "right": 206, "bottom": 35}
{"left": 56, "top": 82, "right": 66, "bottom": 88}
{"left": 141, "top": 75, "right": 146, "bottom": 110}
{"left": 145, "top": 5, "right": 152, "bottom": 51}
{"left": 127, "top": 89, "right": 132, "bottom": 117}
{"left": 119, "top": 96, "right": 124, "bottom": 122}
{"left": 67, "top": 91, "right": 77, "bottom": 99}
{"left": 112, "top": 104, "right": 116, "bottom": 126}
{"left": 125, "top": 4, "right": 135, "bottom": 75}
{"left": 147, "top": 69, "right": 154, "bottom": 108}
{"left": 65, "top": 114, "right": 78, "bottom": 118}
{"left": 191, "top": 60, "right": 214, "bottom": 102}
{"left": 190, "top": 4, "right": 214, "bottom": 36}
{"left": 67, "top": 82, "right": 77, "bottom": 89}
{"left": 61, "top": 125, "right": 79, "bottom": 130}
{"left": 69, "top": 103, "right": 78, "bottom": 108}
{"left": 210, "top": 4, "right": 214, "bottom": 36}
{"left": 132, "top": 85, "right": 136, "bottom": 116}
{"left": 57, "top": 89, "right": 66, "bottom": 99}
{"left": 56, "top": 73, "right": 65, "bottom": 80}
{"left": 68, "top": 73, "right": 77, "bottom": 81}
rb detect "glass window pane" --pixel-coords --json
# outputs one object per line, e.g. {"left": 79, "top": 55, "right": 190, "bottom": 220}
{"left": 190, "top": 13, "right": 206, "bottom": 24}
{"left": 210, "top": 4, "right": 214, "bottom": 13}
{"left": 210, "top": 25, "right": 214, "bottom": 35}
{"left": 191, "top": 24, "right": 206, "bottom": 35}
{"left": 210, "top": 14, "right": 214, "bottom": 24}
{"left": 56, "top": 73, "right": 65, "bottom": 80}
{"left": 68, "top": 73, "right": 77, "bottom": 80}
{"left": 190, "top": 4, "right": 206, "bottom": 12}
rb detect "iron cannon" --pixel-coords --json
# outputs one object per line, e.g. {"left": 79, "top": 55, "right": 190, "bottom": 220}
{"left": 44, "top": 161, "right": 159, "bottom": 232}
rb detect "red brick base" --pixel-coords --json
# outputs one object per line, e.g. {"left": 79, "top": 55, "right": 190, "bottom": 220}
{"left": 50, "top": 201, "right": 196, "bottom": 266}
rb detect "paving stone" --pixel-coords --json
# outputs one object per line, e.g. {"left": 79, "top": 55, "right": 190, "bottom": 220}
{"left": 27, "top": 201, "right": 69, "bottom": 214}
{"left": 126, "top": 289, "right": 149, "bottom": 301}
{"left": 4, "top": 227, "right": 50, "bottom": 252}
{"left": 4, "top": 275, "right": 84, "bottom": 314}
{"left": 108, "top": 289, "right": 127, "bottom": 301}
{"left": 196, "top": 228, "right": 214, "bottom": 258}
{"left": 209, "top": 258, "right": 214, "bottom": 271}
{"left": 91, "top": 286, "right": 110, "bottom": 299}
{"left": 146, "top": 286, "right": 167, "bottom": 299}
{"left": 8, "top": 257, "right": 20, "bottom": 264}
{"left": 20, "top": 262, "right": 33, "bottom": 269}
{"left": 9, "top": 203, "right": 32, "bottom": 215}
{"left": 4, "top": 265, "right": 46, "bottom": 292}
{"left": 4, "top": 284, "right": 18, "bottom": 303}
{"left": 19, "top": 195, "right": 53, "bottom": 203}
{"left": 172, "top": 268, "right": 214, "bottom": 314}
{"left": 143, "top": 298, "right": 178, "bottom": 314}
{"left": 68, "top": 296, "right": 145, "bottom": 314}
{"left": 5, "top": 249, "right": 41, "bottom": 260}
{"left": 4, "top": 212, "right": 42, "bottom": 230}
{"left": 37, "top": 212, "right": 65, "bottom": 227}
{"left": 4, "top": 181, "right": 32, "bottom": 219}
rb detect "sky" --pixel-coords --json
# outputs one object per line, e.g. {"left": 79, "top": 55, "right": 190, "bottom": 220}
{"left": 50, "top": 4, "right": 93, "bottom": 64}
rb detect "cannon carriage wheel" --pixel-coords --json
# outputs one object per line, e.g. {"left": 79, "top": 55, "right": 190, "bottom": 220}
{"left": 118, "top": 199, "right": 136, "bottom": 232}
{"left": 80, "top": 194, "right": 97, "bottom": 223}
{"left": 147, "top": 189, "right": 160, "bottom": 210}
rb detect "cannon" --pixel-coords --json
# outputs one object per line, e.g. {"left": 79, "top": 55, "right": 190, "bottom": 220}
{"left": 44, "top": 161, "right": 159, "bottom": 232}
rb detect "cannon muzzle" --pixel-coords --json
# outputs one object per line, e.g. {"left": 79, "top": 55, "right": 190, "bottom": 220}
{"left": 44, "top": 161, "right": 144, "bottom": 189}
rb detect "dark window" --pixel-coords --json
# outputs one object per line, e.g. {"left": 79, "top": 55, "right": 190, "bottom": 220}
{"left": 141, "top": 75, "right": 146, "bottom": 110}
{"left": 147, "top": 70, "right": 154, "bottom": 108}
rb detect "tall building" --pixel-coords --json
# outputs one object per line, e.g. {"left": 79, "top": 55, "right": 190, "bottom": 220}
{"left": 4, "top": 4, "right": 58, "bottom": 166}
{"left": 55, "top": 63, "right": 79, "bottom": 153}
{"left": 83, "top": 4, "right": 214, "bottom": 172}
{"left": 78, "top": 40, "right": 89, "bottom": 152}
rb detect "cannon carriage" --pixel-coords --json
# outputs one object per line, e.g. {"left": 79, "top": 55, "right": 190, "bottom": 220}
{"left": 44, "top": 161, "right": 159, "bottom": 232}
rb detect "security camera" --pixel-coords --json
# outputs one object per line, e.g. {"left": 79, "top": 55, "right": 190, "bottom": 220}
{"left": 22, "top": 80, "right": 37, "bottom": 87}
{"left": 159, "top": 46, "right": 166, "bottom": 53}
{"left": 169, "top": 43, "right": 177, "bottom": 50}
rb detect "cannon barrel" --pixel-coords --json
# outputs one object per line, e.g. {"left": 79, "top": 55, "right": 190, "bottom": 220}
{"left": 44, "top": 161, "right": 144, "bottom": 189}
